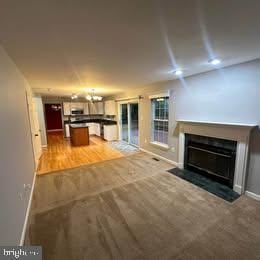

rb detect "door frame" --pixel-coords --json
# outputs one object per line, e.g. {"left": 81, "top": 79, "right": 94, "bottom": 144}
{"left": 43, "top": 103, "right": 64, "bottom": 133}
{"left": 25, "top": 91, "right": 42, "bottom": 169}
{"left": 117, "top": 99, "right": 139, "bottom": 147}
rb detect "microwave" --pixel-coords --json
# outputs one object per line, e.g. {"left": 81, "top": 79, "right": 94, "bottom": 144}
{"left": 71, "top": 108, "right": 84, "bottom": 115}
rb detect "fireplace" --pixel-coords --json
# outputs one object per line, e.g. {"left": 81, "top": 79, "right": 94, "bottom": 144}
{"left": 178, "top": 120, "right": 256, "bottom": 194}
{"left": 184, "top": 134, "right": 237, "bottom": 188}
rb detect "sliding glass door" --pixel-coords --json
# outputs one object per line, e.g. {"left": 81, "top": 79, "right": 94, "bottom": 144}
{"left": 129, "top": 103, "right": 139, "bottom": 146}
{"left": 119, "top": 102, "right": 139, "bottom": 146}
{"left": 120, "top": 104, "right": 129, "bottom": 142}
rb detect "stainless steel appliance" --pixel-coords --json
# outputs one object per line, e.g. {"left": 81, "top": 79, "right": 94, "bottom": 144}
{"left": 71, "top": 108, "right": 84, "bottom": 115}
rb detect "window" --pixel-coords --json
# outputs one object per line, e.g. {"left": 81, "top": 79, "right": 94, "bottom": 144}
{"left": 151, "top": 97, "right": 169, "bottom": 145}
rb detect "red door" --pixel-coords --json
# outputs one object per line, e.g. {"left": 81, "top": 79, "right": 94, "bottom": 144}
{"left": 44, "top": 104, "right": 63, "bottom": 131}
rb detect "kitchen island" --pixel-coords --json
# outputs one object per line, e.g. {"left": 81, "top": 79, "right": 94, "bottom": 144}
{"left": 64, "top": 118, "right": 117, "bottom": 140}
{"left": 70, "top": 124, "right": 89, "bottom": 146}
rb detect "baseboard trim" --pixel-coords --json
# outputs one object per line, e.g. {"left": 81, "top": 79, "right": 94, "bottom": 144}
{"left": 245, "top": 190, "right": 260, "bottom": 201}
{"left": 19, "top": 172, "right": 36, "bottom": 246}
{"left": 234, "top": 184, "right": 242, "bottom": 194}
{"left": 47, "top": 129, "right": 63, "bottom": 132}
{"left": 139, "top": 148, "right": 178, "bottom": 166}
{"left": 177, "top": 162, "right": 183, "bottom": 168}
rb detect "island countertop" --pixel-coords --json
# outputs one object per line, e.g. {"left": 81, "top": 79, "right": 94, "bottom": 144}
{"left": 69, "top": 123, "right": 89, "bottom": 128}
{"left": 64, "top": 119, "right": 117, "bottom": 125}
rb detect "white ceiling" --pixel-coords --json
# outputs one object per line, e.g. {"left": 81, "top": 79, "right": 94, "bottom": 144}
{"left": 0, "top": 0, "right": 260, "bottom": 97}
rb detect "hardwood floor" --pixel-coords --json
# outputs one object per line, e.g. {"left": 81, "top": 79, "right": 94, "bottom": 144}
{"left": 26, "top": 153, "right": 260, "bottom": 259}
{"left": 37, "top": 131, "right": 124, "bottom": 174}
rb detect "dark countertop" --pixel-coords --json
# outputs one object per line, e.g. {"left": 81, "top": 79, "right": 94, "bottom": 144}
{"left": 69, "top": 123, "right": 89, "bottom": 129}
{"left": 64, "top": 118, "right": 117, "bottom": 125}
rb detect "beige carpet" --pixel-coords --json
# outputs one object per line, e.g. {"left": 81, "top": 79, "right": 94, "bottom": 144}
{"left": 26, "top": 153, "right": 260, "bottom": 259}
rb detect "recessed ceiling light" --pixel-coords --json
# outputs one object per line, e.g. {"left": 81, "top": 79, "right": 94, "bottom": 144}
{"left": 209, "top": 58, "right": 221, "bottom": 65}
{"left": 173, "top": 69, "right": 183, "bottom": 76}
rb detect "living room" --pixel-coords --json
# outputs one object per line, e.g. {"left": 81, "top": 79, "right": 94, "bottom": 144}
{"left": 0, "top": 1, "right": 260, "bottom": 259}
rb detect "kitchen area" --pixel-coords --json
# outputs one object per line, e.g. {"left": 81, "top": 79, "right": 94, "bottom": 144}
{"left": 37, "top": 98, "right": 125, "bottom": 174}
{"left": 63, "top": 100, "right": 118, "bottom": 144}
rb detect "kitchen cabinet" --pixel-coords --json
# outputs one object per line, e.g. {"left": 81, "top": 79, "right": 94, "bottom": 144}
{"left": 97, "top": 102, "right": 104, "bottom": 114}
{"left": 66, "top": 123, "right": 101, "bottom": 137}
{"left": 85, "top": 123, "right": 95, "bottom": 135}
{"left": 95, "top": 123, "right": 101, "bottom": 136}
{"left": 89, "top": 102, "right": 104, "bottom": 115}
{"left": 65, "top": 124, "right": 70, "bottom": 137}
{"left": 104, "top": 125, "right": 117, "bottom": 141}
{"left": 63, "top": 102, "right": 103, "bottom": 115}
{"left": 105, "top": 100, "right": 116, "bottom": 115}
{"left": 71, "top": 102, "right": 84, "bottom": 110}
{"left": 63, "top": 102, "right": 71, "bottom": 116}
{"left": 89, "top": 103, "right": 97, "bottom": 115}
{"left": 85, "top": 123, "right": 101, "bottom": 136}
{"left": 83, "top": 103, "right": 89, "bottom": 115}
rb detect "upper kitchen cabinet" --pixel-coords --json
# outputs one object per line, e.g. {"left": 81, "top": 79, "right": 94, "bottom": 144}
{"left": 63, "top": 102, "right": 71, "bottom": 115}
{"left": 105, "top": 100, "right": 116, "bottom": 115}
{"left": 63, "top": 101, "right": 103, "bottom": 115}
{"left": 83, "top": 103, "right": 89, "bottom": 115}
{"left": 89, "top": 102, "right": 97, "bottom": 114}
{"left": 71, "top": 102, "right": 84, "bottom": 110}
{"left": 97, "top": 102, "right": 104, "bottom": 114}
{"left": 89, "top": 102, "right": 104, "bottom": 115}
{"left": 70, "top": 102, "right": 84, "bottom": 115}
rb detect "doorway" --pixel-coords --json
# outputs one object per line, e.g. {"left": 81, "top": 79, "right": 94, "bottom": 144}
{"left": 119, "top": 101, "right": 139, "bottom": 146}
{"left": 25, "top": 91, "right": 42, "bottom": 169}
{"left": 44, "top": 104, "right": 63, "bottom": 132}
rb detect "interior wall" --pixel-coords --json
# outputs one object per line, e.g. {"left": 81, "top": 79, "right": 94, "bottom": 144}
{"left": 0, "top": 46, "right": 35, "bottom": 245}
{"left": 173, "top": 59, "right": 260, "bottom": 195}
{"left": 174, "top": 60, "right": 260, "bottom": 125}
{"left": 114, "top": 85, "right": 179, "bottom": 163}
{"left": 114, "top": 59, "right": 260, "bottom": 196}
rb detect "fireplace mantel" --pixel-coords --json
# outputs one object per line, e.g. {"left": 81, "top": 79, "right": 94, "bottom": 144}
{"left": 176, "top": 119, "right": 257, "bottom": 128}
{"left": 177, "top": 120, "right": 257, "bottom": 195}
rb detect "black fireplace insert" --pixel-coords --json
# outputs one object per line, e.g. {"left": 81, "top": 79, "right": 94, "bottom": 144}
{"left": 184, "top": 134, "right": 237, "bottom": 188}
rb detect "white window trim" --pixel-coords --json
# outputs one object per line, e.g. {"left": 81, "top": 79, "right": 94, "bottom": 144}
{"left": 150, "top": 96, "right": 169, "bottom": 147}
{"left": 153, "top": 119, "right": 169, "bottom": 122}
{"left": 149, "top": 92, "right": 169, "bottom": 99}
{"left": 150, "top": 141, "right": 169, "bottom": 150}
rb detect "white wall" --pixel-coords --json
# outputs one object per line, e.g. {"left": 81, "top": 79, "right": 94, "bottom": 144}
{"left": 114, "top": 59, "right": 260, "bottom": 196}
{"left": 173, "top": 59, "right": 260, "bottom": 195}
{"left": 0, "top": 47, "right": 35, "bottom": 245}
{"left": 174, "top": 60, "right": 260, "bottom": 126}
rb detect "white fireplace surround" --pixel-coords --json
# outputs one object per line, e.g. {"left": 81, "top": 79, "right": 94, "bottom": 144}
{"left": 177, "top": 120, "right": 257, "bottom": 194}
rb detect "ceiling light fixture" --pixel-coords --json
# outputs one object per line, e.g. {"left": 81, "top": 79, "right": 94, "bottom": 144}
{"left": 174, "top": 69, "right": 183, "bottom": 76}
{"left": 51, "top": 104, "right": 61, "bottom": 111}
{"left": 71, "top": 94, "right": 78, "bottom": 100}
{"left": 209, "top": 58, "right": 221, "bottom": 65}
{"left": 86, "top": 89, "right": 103, "bottom": 102}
